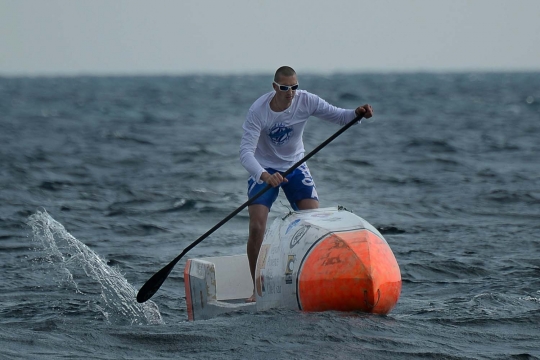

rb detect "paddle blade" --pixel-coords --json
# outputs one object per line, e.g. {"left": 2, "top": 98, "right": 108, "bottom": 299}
{"left": 136, "top": 261, "right": 175, "bottom": 303}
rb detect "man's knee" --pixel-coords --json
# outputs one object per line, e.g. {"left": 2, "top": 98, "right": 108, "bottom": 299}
{"left": 249, "top": 219, "right": 266, "bottom": 239}
{"left": 248, "top": 205, "right": 269, "bottom": 240}
{"left": 296, "top": 198, "right": 319, "bottom": 210}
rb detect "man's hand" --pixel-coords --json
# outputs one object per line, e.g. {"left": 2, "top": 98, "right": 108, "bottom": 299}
{"left": 261, "top": 172, "right": 288, "bottom": 187}
{"left": 355, "top": 104, "right": 374, "bottom": 119}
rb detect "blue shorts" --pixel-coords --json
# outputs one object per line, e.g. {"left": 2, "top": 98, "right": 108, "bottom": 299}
{"left": 247, "top": 163, "right": 319, "bottom": 211}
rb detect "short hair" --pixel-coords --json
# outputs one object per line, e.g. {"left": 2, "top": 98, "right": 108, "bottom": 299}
{"left": 274, "top": 66, "right": 296, "bottom": 82}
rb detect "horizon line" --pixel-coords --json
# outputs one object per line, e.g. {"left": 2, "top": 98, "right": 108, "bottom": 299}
{"left": 2, "top": 68, "right": 540, "bottom": 78}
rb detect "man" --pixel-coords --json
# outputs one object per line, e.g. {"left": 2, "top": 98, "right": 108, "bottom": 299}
{"left": 240, "top": 66, "right": 373, "bottom": 302}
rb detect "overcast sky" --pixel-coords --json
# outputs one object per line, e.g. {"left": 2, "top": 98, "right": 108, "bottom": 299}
{"left": 1, "top": 0, "right": 539, "bottom": 76}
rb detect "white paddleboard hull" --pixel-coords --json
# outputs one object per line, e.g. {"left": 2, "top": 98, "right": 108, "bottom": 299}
{"left": 184, "top": 207, "right": 401, "bottom": 321}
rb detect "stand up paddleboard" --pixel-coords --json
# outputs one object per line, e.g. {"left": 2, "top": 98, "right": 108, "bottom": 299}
{"left": 184, "top": 206, "right": 401, "bottom": 321}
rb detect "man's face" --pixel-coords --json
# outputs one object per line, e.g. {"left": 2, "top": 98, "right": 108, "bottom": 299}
{"left": 273, "top": 75, "right": 298, "bottom": 103}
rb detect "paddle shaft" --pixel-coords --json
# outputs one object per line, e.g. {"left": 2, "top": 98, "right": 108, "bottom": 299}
{"left": 136, "top": 114, "right": 364, "bottom": 303}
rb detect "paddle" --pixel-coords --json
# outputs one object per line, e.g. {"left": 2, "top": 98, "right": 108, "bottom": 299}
{"left": 136, "top": 114, "right": 364, "bottom": 303}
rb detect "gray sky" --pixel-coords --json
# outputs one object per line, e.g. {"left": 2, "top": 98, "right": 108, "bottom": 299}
{"left": 1, "top": 0, "right": 539, "bottom": 75}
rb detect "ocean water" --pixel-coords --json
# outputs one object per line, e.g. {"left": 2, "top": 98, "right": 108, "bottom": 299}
{"left": 1, "top": 72, "right": 539, "bottom": 359}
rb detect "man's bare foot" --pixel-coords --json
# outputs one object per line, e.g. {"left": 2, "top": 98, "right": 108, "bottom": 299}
{"left": 245, "top": 293, "right": 256, "bottom": 303}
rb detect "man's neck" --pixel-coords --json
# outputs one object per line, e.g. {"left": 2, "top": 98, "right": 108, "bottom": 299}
{"left": 270, "top": 96, "right": 291, "bottom": 112}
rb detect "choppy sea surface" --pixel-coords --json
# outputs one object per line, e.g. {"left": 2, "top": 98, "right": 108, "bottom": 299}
{"left": 1, "top": 73, "right": 539, "bottom": 359}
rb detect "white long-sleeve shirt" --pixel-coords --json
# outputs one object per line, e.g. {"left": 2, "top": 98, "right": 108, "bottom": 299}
{"left": 240, "top": 90, "right": 358, "bottom": 182}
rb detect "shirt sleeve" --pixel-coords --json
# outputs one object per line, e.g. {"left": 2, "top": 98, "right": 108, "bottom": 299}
{"left": 239, "top": 110, "right": 266, "bottom": 182}
{"left": 310, "top": 94, "right": 359, "bottom": 126}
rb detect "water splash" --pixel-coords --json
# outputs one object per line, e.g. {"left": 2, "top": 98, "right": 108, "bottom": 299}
{"left": 27, "top": 210, "right": 163, "bottom": 325}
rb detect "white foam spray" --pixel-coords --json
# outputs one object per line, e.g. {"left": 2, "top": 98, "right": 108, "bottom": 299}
{"left": 27, "top": 210, "right": 163, "bottom": 325}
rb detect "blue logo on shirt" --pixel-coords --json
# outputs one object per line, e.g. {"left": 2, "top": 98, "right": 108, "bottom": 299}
{"left": 268, "top": 123, "right": 293, "bottom": 146}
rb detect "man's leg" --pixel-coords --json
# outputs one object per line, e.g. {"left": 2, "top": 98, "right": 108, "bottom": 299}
{"left": 296, "top": 198, "right": 319, "bottom": 210}
{"left": 246, "top": 204, "right": 269, "bottom": 302}
{"left": 283, "top": 164, "right": 320, "bottom": 211}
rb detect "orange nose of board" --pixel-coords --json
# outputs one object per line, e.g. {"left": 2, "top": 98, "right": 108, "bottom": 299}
{"left": 297, "top": 230, "right": 401, "bottom": 315}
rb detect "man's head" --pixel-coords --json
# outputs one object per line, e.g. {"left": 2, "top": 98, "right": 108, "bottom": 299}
{"left": 274, "top": 66, "right": 296, "bottom": 83}
{"left": 273, "top": 66, "right": 298, "bottom": 103}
